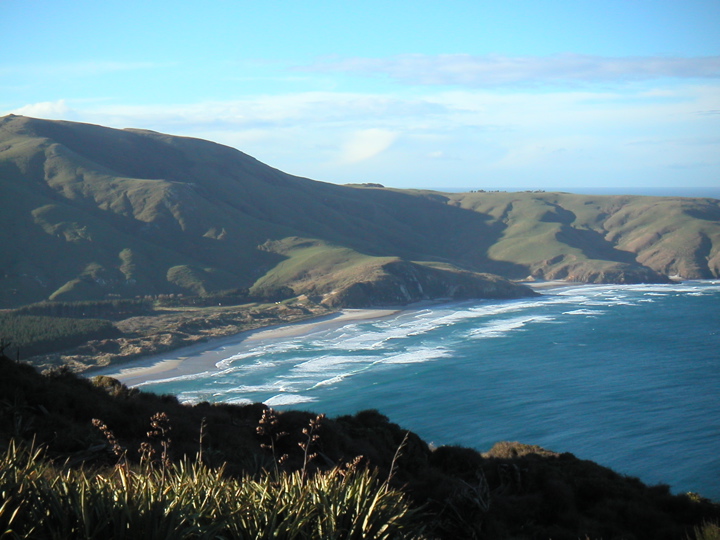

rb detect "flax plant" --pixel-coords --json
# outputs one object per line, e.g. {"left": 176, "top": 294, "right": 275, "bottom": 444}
{"left": 0, "top": 439, "right": 425, "bottom": 539}
{"left": 256, "top": 408, "right": 288, "bottom": 476}
{"left": 300, "top": 413, "right": 325, "bottom": 482}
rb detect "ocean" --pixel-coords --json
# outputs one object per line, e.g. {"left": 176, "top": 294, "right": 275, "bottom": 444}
{"left": 135, "top": 281, "right": 720, "bottom": 500}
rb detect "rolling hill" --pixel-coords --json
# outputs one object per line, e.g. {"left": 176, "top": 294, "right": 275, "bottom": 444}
{"left": 2, "top": 114, "right": 718, "bottom": 309}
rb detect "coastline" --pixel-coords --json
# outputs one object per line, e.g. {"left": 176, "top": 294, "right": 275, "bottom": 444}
{"left": 89, "top": 281, "right": 574, "bottom": 387}
{"left": 90, "top": 307, "right": 402, "bottom": 386}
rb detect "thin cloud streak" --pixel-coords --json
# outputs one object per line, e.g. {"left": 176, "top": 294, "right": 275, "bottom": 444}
{"left": 304, "top": 54, "right": 720, "bottom": 87}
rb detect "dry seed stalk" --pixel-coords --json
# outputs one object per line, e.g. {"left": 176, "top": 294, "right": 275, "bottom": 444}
{"left": 256, "top": 408, "right": 288, "bottom": 474}
{"left": 299, "top": 413, "right": 325, "bottom": 481}
{"left": 92, "top": 418, "right": 128, "bottom": 469}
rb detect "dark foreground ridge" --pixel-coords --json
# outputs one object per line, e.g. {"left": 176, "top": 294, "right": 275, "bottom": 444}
{"left": 1, "top": 352, "right": 718, "bottom": 539}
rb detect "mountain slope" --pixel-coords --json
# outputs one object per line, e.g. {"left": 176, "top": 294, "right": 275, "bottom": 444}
{"left": 2, "top": 115, "right": 718, "bottom": 308}
{"left": 446, "top": 191, "right": 720, "bottom": 281}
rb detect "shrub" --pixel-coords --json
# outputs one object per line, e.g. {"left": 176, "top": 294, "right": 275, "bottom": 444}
{"left": 691, "top": 522, "right": 720, "bottom": 540}
{"left": 0, "top": 440, "right": 425, "bottom": 540}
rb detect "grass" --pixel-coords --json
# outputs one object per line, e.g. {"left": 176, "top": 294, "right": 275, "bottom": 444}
{"left": 4, "top": 115, "right": 719, "bottom": 309}
{"left": 446, "top": 190, "right": 720, "bottom": 281}
{"left": 250, "top": 237, "right": 394, "bottom": 298}
{"left": 690, "top": 522, "right": 720, "bottom": 540}
{"left": 251, "top": 237, "right": 535, "bottom": 307}
{"left": 0, "top": 435, "right": 423, "bottom": 539}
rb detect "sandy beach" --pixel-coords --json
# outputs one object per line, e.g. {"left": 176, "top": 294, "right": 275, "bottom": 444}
{"left": 90, "top": 307, "right": 401, "bottom": 386}
{"left": 90, "top": 281, "right": 574, "bottom": 387}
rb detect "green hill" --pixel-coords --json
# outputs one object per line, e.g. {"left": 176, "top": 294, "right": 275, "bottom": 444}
{"left": 2, "top": 114, "right": 718, "bottom": 308}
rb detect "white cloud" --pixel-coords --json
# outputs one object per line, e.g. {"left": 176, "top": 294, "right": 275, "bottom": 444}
{"left": 338, "top": 128, "right": 399, "bottom": 164}
{"left": 11, "top": 99, "right": 74, "bottom": 120}
{"left": 304, "top": 54, "right": 720, "bottom": 87}
{"left": 62, "top": 92, "right": 444, "bottom": 131}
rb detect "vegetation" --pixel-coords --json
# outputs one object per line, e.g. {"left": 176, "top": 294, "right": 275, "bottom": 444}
{"left": 0, "top": 291, "right": 326, "bottom": 370}
{"left": 154, "top": 289, "right": 251, "bottom": 307}
{"left": 20, "top": 300, "right": 329, "bottom": 372}
{"left": 690, "top": 522, "right": 720, "bottom": 540}
{"left": 2, "top": 115, "right": 719, "bottom": 309}
{"left": 0, "top": 352, "right": 718, "bottom": 539}
{"left": 9, "top": 299, "right": 152, "bottom": 320}
{"left": 0, "top": 316, "right": 120, "bottom": 358}
{"left": 0, "top": 441, "right": 421, "bottom": 539}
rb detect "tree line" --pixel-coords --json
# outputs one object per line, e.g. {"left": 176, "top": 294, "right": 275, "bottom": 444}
{"left": 0, "top": 315, "right": 120, "bottom": 358}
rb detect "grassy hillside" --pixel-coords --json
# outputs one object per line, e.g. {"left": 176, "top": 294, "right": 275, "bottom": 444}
{"left": 2, "top": 114, "right": 718, "bottom": 308}
{"left": 447, "top": 191, "right": 720, "bottom": 282}
{"left": 251, "top": 237, "right": 532, "bottom": 306}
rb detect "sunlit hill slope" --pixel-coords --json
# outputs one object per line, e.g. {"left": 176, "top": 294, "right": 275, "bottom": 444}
{"left": 2, "top": 114, "right": 718, "bottom": 308}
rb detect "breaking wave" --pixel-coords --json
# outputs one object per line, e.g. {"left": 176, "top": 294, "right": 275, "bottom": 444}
{"left": 135, "top": 282, "right": 720, "bottom": 500}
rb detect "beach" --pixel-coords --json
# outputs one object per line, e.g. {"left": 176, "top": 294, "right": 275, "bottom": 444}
{"left": 91, "top": 307, "right": 401, "bottom": 386}
{"left": 90, "top": 281, "right": 568, "bottom": 387}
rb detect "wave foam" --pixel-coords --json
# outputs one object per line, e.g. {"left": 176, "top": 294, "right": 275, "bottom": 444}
{"left": 310, "top": 375, "right": 349, "bottom": 389}
{"left": 563, "top": 309, "right": 605, "bottom": 316}
{"left": 136, "top": 282, "right": 720, "bottom": 411}
{"left": 468, "top": 315, "right": 555, "bottom": 339}
{"left": 264, "top": 394, "right": 317, "bottom": 407}
{"left": 133, "top": 369, "right": 217, "bottom": 387}
{"left": 382, "top": 347, "right": 451, "bottom": 364}
{"left": 225, "top": 397, "right": 254, "bottom": 405}
{"left": 292, "top": 354, "right": 377, "bottom": 375}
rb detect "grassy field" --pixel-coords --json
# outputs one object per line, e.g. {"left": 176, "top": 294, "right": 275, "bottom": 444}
{"left": 448, "top": 191, "right": 720, "bottom": 280}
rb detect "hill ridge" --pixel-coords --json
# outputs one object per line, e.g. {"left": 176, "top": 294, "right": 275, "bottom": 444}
{"left": 2, "top": 114, "right": 718, "bottom": 308}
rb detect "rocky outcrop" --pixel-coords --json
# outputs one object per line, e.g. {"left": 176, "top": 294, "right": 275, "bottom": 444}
{"left": 321, "top": 260, "right": 537, "bottom": 308}
{"left": 528, "top": 257, "right": 672, "bottom": 284}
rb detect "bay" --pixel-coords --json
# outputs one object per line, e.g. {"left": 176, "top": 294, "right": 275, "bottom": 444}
{"left": 136, "top": 281, "right": 720, "bottom": 500}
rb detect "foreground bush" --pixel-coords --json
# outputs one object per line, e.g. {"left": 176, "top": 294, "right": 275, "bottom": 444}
{"left": 2, "top": 353, "right": 719, "bottom": 539}
{"left": 0, "top": 440, "right": 424, "bottom": 540}
{"left": 690, "top": 521, "right": 720, "bottom": 540}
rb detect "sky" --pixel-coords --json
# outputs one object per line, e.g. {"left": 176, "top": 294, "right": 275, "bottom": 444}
{"left": 1, "top": 0, "right": 719, "bottom": 195}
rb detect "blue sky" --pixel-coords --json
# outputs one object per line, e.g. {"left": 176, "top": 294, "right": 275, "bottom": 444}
{"left": 2, "top": 0, "right": 719, "bottom": 194}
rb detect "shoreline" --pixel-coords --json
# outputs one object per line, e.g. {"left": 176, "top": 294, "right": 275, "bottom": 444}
{"left": 89, "top": 307, "right": 402, "bottom": 386}
{"left": 89, "top": 281, "right": 576, "bottom": 387}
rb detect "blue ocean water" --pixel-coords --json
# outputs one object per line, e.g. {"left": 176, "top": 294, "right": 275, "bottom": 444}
{"left": 137, "top": 282, "right": 720, "bottom": 500}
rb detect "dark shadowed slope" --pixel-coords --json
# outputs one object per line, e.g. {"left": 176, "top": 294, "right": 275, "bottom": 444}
{"left": 1, "top": 351, "right": 718, "bottom": 539}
